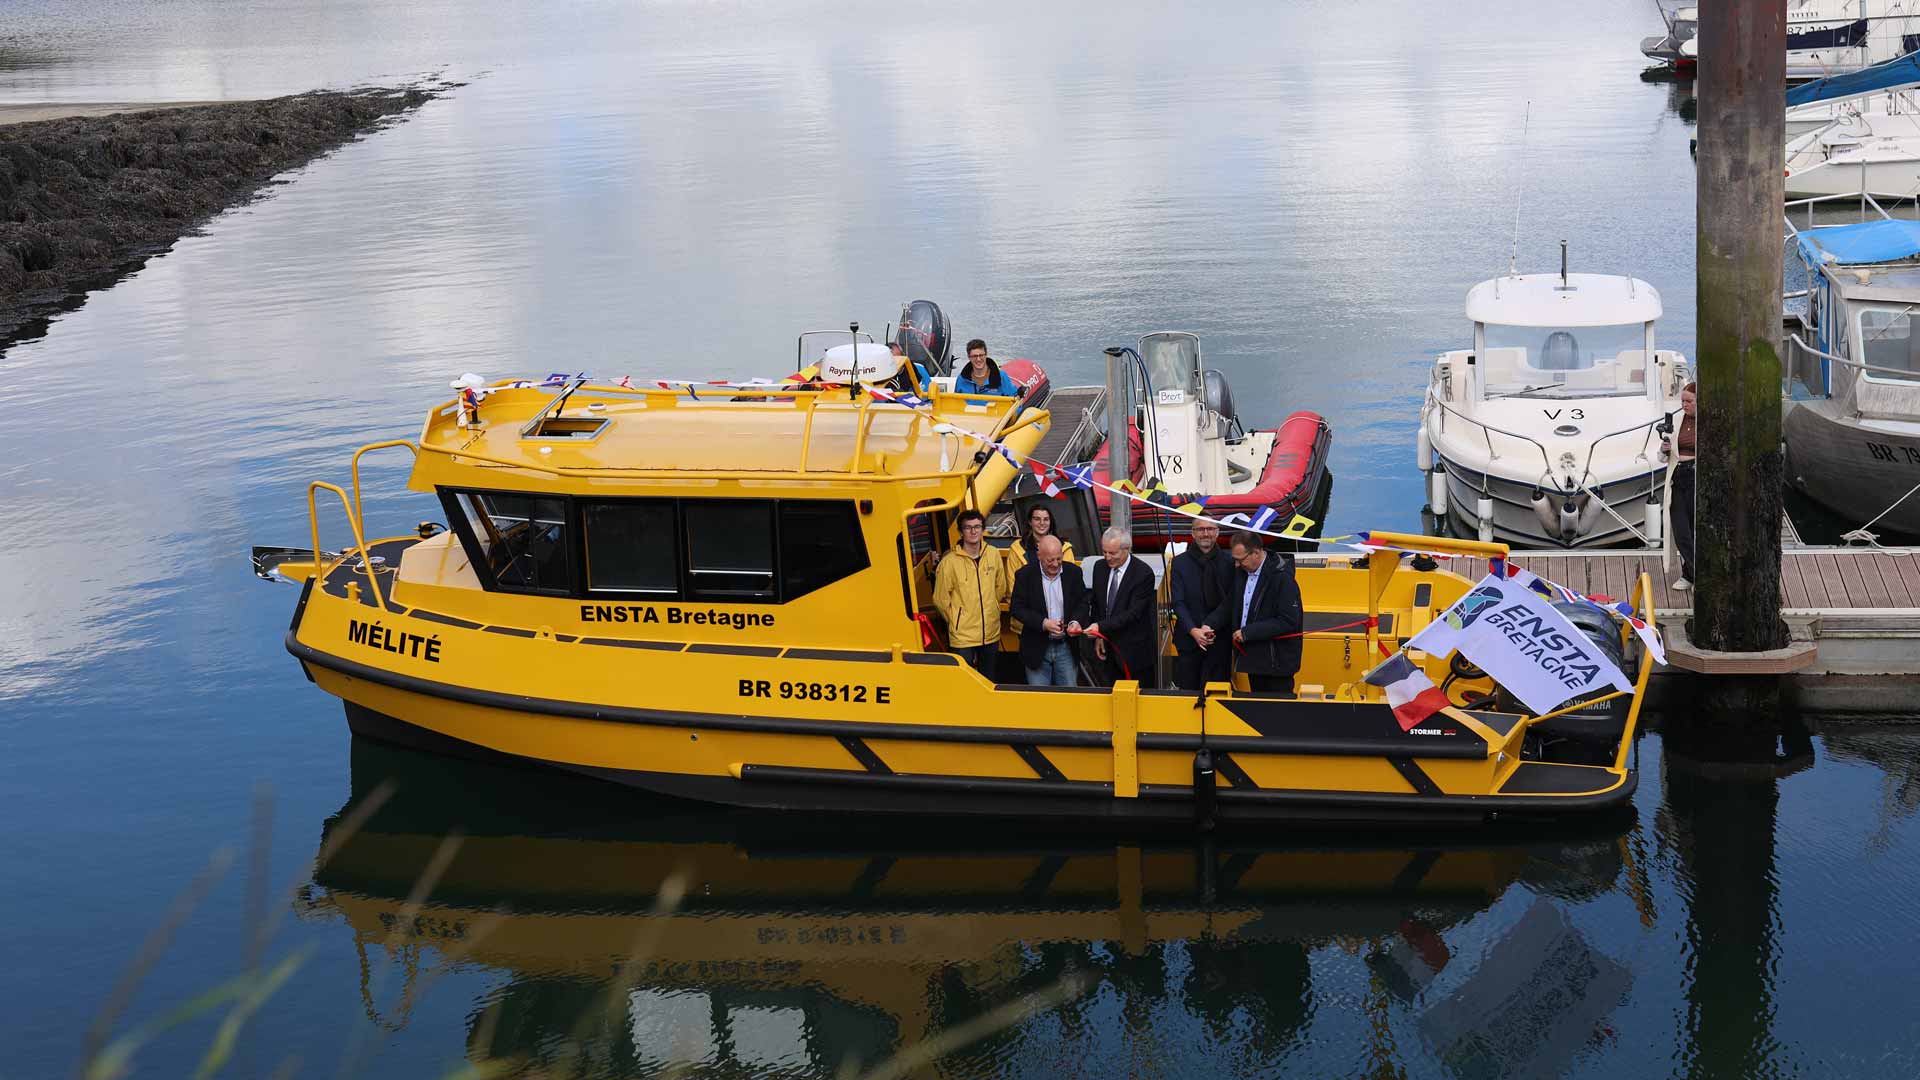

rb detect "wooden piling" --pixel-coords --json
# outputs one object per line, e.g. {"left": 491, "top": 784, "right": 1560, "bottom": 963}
{"left": 1692, "top": 0, "right": 1790, "bottom": 652}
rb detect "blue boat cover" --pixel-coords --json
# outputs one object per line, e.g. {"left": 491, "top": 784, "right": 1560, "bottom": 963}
{"left": 1797, "top": 219, "right": 1920, "bottom": 266}
{"left": 1787, "top": 51, "right": 1920, "bottom": 108}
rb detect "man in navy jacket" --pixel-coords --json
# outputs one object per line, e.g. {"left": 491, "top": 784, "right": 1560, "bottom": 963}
{"left": 1204, "top": 530, "right": 1303, "bottom": 694}
{"left": 1169, "top": 518, "right": 1235, "bottom": 689}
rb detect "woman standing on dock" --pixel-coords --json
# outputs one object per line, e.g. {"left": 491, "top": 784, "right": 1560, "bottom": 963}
{"left": 1667, "top": 383, "right": 1697, "bottom": 591}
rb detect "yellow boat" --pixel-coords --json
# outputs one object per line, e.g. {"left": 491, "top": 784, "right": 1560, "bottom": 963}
{"left": 302, "top": 740, "right": 1632, "bottom": 1070}
{"left": 257, "top": 371, "right": 1655, "bottom": 826}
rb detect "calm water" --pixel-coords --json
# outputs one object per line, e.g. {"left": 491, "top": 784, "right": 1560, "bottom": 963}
{"left": 3, "top": 1, "right": 1916, "bottom": 1076}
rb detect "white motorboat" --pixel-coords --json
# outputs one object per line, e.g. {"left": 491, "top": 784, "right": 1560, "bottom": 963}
{"left": 1650, "top": 1, "right": 1920, "bottom": 80}
{"left": 1418, "top": 249, "right": 1691, "bottom": 549}
{"left": 1787, "top": 84, "right": 1920, "bottom": 137}
{"left": 1783, "top": 53, "right": 1920, "bottom": 198}
{"left": 1785, "top": 218, "right": 1920, "bottom": 537}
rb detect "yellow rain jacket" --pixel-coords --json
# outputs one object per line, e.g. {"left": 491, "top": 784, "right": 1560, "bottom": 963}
{"left": 1005, "top": 536, "right": 1076, "bottom": 575}
{"left": 934, "top": 543, "right": 1009, "bottom": 649}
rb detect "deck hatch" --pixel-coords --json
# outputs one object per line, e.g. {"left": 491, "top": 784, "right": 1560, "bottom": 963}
{"left": 522, "top": 416, "right": 609, "bottom": 440}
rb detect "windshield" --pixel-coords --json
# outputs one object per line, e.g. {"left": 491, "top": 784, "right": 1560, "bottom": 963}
{"left": 1856, "top": 306, "right": 1920, "bottom": 382}
{"left": 1479, "top": 323, "right": 1648, "bottom": 399}
{"left": 1139, "top": 334, "right": 1201, "bottom": 398}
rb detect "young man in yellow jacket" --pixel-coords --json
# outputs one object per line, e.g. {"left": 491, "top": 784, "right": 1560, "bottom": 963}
{"left": 934, "top": 509, "right": 1009, "bottom": 679}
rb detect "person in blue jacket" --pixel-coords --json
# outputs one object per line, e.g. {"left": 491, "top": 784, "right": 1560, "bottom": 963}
{"left": 954, "top": 339, "right": 1017, "bottom": 398}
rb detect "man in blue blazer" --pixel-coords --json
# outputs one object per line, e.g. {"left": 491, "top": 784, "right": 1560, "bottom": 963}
{"left": 1204, "top": 530, "right": 1303, "bottom": 694}
{"left": 1169, "top": 518, "right": 1235, "bottom": 689}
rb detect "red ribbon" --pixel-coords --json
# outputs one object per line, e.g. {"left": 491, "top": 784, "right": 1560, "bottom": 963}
{"left": 1229, "top": 615, "right": 1393, "bottom": 657}
{"left": 1071, "top": 627, "right": 1133, "bottom": 682}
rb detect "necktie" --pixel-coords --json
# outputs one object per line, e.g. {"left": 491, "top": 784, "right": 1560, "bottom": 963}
{"left": 1108, "top": 563, "right": 1123, "bottom": 612}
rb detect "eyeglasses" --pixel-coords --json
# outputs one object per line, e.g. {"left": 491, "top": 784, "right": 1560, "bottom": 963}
{"left": 960, "top": 522, "right": 984, "bottom": 531}
{"left": 968, "top": 353, "right": 988, "bottom": 362}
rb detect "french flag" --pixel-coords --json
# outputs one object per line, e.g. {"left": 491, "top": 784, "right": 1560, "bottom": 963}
{"left": 1364, "top": 652, "right": 1451, "bottom": 732}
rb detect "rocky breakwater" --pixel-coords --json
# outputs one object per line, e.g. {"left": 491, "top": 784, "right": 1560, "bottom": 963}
{"left": 0, "top": 86, "right": 447, "bottom": 346}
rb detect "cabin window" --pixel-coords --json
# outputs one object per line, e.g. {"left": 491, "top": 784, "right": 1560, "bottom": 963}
{"left": 683, "top": 500, "right": 776, "bottom": 599}
{"left": 582, "top": 500, "right": 678, "bottom": 595}
{"left": 1857, "top": 307, "right": 1920, "bottom": 383}
{"left": 779, "top": 501, "right": 869, "bottom": 601}
{"left": 476, "top": 493, "right": 571, "bottom": 594}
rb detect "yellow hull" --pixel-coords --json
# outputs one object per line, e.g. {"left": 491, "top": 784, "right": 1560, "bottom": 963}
{"left": 286, "top": 538, "right": 1640, "bottom": 827}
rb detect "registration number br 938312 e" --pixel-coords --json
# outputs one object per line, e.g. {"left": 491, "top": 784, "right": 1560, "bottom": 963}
{"left": 739, "top": 679, "right": 892, "bottom": 704}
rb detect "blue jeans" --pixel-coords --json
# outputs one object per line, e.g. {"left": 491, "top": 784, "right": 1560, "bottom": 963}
{"left": 1025, "top": 639, "right": 1077, "bottom": 686}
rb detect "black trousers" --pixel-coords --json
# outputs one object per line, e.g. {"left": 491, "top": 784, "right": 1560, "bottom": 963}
{"left": 958, "top": 644, "right": 997, "bottom": 680}
{"left": 1671, "top": 460, "right": 1696, "bottom": 580}
{"left": 1174, "top": 645, "right": 1232, "bottom": 690}
{"left": 1244, "top": 674, "right": 1294, "bottom": 694}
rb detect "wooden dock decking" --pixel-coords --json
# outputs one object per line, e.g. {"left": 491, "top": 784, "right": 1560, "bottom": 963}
{"left": 1425, "top": 546, "right": 1920, "bottom": 677}
{"left": 1443, "top": 547, "right": 1920, "bottom": 614}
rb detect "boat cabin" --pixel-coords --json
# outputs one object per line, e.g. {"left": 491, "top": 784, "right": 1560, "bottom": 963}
{"left": 396, "top": 377, "right": 1046, "bottom": 651}
{"left": 1794, "top": 219, "right": 1920, "bottom": 418}
{"left": 1453, "top": 272, "right": 1668, "bottom": 407}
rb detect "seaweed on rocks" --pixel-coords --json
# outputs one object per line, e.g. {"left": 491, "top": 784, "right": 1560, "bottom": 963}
{"left": 0, "top": 84, "right": 451, "bottom": 349}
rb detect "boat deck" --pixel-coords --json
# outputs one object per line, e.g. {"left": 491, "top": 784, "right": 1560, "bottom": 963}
{"left": 1028, "top": 385, "right": 1104, "bottom": 466}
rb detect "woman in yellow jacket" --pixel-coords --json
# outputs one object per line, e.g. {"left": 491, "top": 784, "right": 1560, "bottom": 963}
{"left": 1004, "top": 503, "right": 1076, "bottom": 574}
{"left": 935, "top": 509, "right": 1010, "bottom": 679}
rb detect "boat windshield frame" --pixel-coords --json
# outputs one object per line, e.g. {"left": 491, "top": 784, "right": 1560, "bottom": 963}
{"left": 1853, "top": 302, "right": 1920, "bottom": 384}
{"left": 1473, "top": 321, "right": 1656, "bottom": 401}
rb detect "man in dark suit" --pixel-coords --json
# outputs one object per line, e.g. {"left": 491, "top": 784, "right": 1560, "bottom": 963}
{"left": 1169, "top": 518, "right": 1235, "bottom": 690}
{"left": 1070, "top": 526, "right": 1159, "bottom": 688}
{"left": 1007, "top": 535, "right": 1086, "bottom": 685}
{"left": 1205, "top": 530, "right": 1303, "bottom": 694}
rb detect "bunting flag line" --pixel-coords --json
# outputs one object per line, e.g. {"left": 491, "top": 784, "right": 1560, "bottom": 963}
{"left": 1063, "top": 463, "right": 1095, "bottom": 490}
{"left": 1030, "top": 459, "right": 1063, "bottom": 499}
{"left": 1280, "top": 513, "right": 1317, "bottom": 539}
{"left": 539, "top": 372, "right": 574, "bottom": 387}
{"left": 1249, "top": 506, "right": 1279, "bottom": 532}
{"left": 615, "top": 376, "right": 634, "bottom": 389}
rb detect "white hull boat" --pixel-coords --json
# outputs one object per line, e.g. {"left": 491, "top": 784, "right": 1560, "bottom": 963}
{"left": 1786, "top": 107, "right": 1920, "bottom": 199}
{"left": 1418, "top": 251, "right": 1691, "bottom": 550}
{"left": 1649, "top": 1, "right": 1920, "bottom": 79}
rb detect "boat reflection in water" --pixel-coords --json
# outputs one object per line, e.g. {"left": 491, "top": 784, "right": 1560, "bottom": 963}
{"left": 301, "top": 740, "right": 1639, "bottom": 1078}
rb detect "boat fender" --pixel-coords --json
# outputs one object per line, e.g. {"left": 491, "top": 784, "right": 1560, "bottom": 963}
{"left": 1557, "top": 497, "right": 1580, "bottom": 543}
{"left": 1416, "top": 423, "right": 1433, "bottom": 472}
{"left": 1476, "top": 493, "right": 1494, "bottom": 544}
{"left": 1192, "top": 748, "right": 1217, "bottom": 832}
{"left": 1643, "top": 490, "right": 1663, "bottom": 547}
{"left": 1429, "top": 464, "right": 1449, "bottom": 517}
{"left": 1530, "top": 489, "right": 1557, "bottom": 537}
{"left": 1577, "top": 487, "right": 1608, "bottom": 534}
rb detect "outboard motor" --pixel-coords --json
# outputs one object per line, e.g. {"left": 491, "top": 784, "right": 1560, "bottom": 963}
{"left": 895, "top": 300, "right": 953, "bottom": 376}
{"left": 1508, "top": 601, "right": 1632, "bottom": 764}
{"left": 1202, "top": 369, "right": 1241, "bottom": 436}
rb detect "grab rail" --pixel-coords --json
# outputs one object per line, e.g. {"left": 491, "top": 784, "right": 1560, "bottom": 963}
{"left": 308, "top": 481, "right": 389, "bottom": 613}
{"left": 1613, "top": 572, "right": 1658, "bottom": 774}
{"left": 1786, "top": 332, "right": 1920, "bottom": 416}
{"left": 349, "top": 440, "right": 420, "bottom": 528}
{"left": 1423, "top": 391, "right": 1555, "bottom": 478}
{"left": 424, "top": 381, "right": 1029, "bottom": 483}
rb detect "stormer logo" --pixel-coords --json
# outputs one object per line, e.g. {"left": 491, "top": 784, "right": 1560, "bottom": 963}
{"left": 1480, "top": 601, "right": 1603, "bottom": 691}
{"left": 1444, "top": 585, "right": 1505, "bottom": 631}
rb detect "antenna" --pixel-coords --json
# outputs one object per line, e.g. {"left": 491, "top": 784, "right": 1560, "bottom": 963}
{"left": 1509, "top": 101, "right": 1531, "bottom": 277}
{"left": 1561, "top": 239, "right": 1569, "bottom": 286}
{"left": 849, "top": 321, "right": 860, "bottom": 385}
